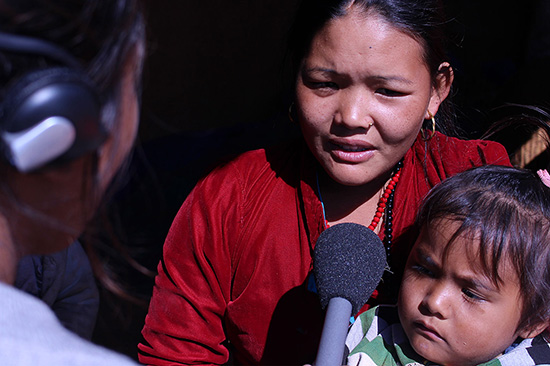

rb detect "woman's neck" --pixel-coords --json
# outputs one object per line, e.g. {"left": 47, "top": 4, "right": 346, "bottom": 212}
{"left": 318, "top": 169, "right": 391, "bottom": 229}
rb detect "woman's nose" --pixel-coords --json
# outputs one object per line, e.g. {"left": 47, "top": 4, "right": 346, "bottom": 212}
{"left": 335, "top": 88, "right": 374, "bottom": 130}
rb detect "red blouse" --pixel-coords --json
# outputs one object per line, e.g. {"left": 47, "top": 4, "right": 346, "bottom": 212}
{"left": 138, "top": 133, "right": 510, "bottom": 365}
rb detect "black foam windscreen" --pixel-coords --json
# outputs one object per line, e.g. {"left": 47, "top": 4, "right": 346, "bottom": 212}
{"left": 313, "top": 223, "right": 387, "bottom": 314}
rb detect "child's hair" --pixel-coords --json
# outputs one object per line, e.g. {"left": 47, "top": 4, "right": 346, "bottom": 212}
{"left": 415, "top": 164, "right": 550, "bottom": 334}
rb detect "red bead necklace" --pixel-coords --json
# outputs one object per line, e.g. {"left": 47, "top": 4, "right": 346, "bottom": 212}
{"left": 322, "top": 160, "right": 403, "bottom": 248}
{"left": 318, "top": 160, "right": 403, "bottom": 285}
{"left": 368, "top": 167, "right": 401, "bottom": 232}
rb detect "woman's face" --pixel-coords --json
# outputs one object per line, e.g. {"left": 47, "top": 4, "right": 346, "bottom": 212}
{"left": 295, "top": 8, "right": 450, "bottom": 186}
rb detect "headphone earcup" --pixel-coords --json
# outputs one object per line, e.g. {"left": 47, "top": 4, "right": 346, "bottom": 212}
{"left": 0, "top": 67, "right": 106, "bottom": 172}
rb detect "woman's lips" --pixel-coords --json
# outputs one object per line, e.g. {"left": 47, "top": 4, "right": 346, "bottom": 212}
{"left": 329, "top": 139, "right": 374, "bottom": 163}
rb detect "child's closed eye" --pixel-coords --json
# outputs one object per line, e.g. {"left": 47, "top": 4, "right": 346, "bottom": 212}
{"left": 462, "top": 287, "right": 486, "bottom": 303}
{"left": 412, "top": 264, "right": 435, "bottom": 277}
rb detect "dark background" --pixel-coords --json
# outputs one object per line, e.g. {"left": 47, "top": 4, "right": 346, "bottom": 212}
{"left": 90, "top": 0, "right": 550, "bottom": 360}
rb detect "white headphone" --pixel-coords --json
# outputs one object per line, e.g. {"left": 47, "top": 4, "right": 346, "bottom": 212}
{"left": 0, "top": 31, "right": 106, "bottom": 172}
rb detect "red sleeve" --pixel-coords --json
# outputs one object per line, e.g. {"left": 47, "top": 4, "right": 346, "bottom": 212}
{"left": 138, "top": 162, "right": 242, "bottom": 366}
{"left": 395, "top": 133, "right": 511, "bottom": 262}
{"left": 420, "top": 133, "right": 511, "bottom": 184}
{"left": 396, "top": 133, "right": 510, "bottom": 234}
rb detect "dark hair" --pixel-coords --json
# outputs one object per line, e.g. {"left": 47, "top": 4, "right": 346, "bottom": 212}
{"left": 287, "top": 0, "right": 457, "bottom": 136}
{"left": 0, "top": 0, "right": 146, "bottom": 131}
{"left": 416, "top": 164, "right": 550, "bottom": 333}
{"left": 0, "top": 0, "right": 147, "bottom": 299}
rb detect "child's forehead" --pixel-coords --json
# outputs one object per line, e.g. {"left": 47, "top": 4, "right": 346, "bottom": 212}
{"left": 423, "top": 218, "right": 477, "bottom": 251}
{"left": 419, "top": 221, "right": 481, "bottom": 264}
{"left": 419, "top": 218, "right": 518, "bottom": 283}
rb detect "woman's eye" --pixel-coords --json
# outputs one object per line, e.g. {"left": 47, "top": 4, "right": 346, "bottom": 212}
{"left": 308, "top": 81, "right": 338, "bottom": 90}
{"left": 376, "top": 88, "right": 403, "bottom": 97}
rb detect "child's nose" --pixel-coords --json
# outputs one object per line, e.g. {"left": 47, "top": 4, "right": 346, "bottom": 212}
{"left": 420, "top": 282, "right": 452, "bottom": 319}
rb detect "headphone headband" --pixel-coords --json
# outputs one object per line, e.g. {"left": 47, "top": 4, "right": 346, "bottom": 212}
{"left": 0, "top": 31, "right": 82, "bottom": 69}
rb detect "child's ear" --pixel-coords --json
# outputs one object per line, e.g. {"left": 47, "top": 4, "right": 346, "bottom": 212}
{"left": 518, "top": 322, "right": 548, "bottom": 339}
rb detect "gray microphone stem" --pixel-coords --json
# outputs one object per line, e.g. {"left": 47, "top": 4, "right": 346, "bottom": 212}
{"left": 315, "top": 297, "right": 352, "bottom": 366}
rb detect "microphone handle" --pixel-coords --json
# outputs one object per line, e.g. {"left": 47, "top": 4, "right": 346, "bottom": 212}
{"left": 315, "top": 297, "right": 352, "bottom": 366}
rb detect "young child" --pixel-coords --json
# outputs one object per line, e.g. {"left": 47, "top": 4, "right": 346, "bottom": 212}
{"left": 346, "top": 164, "right": 550, "bottom": 366}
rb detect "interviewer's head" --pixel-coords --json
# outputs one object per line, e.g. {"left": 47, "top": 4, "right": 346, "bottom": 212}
{"left": 0, "top": 0, "right": 145, "bottom": 276}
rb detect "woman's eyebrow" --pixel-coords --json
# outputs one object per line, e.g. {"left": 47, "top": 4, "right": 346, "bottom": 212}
{"left": 303, "top": 67, "right": 413, "bottom": 85}
{"left": 303, "top": 67, "right": 337, "bottom": 75}
{"left": 370, "top": 75, "right": 413, "bottom": 84}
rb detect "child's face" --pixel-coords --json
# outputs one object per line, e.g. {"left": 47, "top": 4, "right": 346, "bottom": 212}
{"left": 398, "top": 219, "right": 531, "bottom": 366}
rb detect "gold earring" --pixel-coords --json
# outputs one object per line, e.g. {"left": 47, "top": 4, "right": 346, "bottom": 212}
{"left": 288, "top": 102, "right": 296, "bottom": 123}
{"left": 421, "top": 111, "right": 436, "bottom": 141}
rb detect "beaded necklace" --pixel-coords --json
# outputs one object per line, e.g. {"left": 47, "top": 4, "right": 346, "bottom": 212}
{"left": 317, "top": 160, "right": 403, "bottom": 262}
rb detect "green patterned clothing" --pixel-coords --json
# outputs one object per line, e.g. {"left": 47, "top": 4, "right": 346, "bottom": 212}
{"left": 346, "top": 305, "right": 550, "bottom": 366}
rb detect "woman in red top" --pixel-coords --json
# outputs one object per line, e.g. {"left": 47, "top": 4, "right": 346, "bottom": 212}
{"left": 139, "top": 0, "right": 511, "bottom": 364}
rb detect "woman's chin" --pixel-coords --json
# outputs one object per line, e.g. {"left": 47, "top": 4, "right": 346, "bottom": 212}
{"left": 326, "top": 167, "right": 380, "bottom": 188}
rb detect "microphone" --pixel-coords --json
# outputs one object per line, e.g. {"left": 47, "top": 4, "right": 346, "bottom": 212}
{"left": 313, "top": 223, "right": 387, "bottom": 366}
